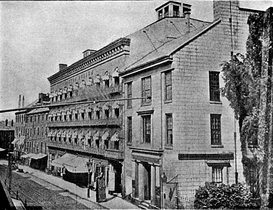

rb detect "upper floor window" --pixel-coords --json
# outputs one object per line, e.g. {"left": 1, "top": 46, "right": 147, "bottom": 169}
{"left": 165, "top": 71, "right": 172, "bottom": 101}
{"left": 105, "top": 109, "right": 109, "bottom": 119}
{"left": 142, "top": 115, "right": 151, "bottom": 143}
{"left": 166, "top": 114, "right": 173, "bottom": 147}
{"left": 209, "top": 72, "right": 220, "bottom": 101}
{"left": 141, "top": 76, "right": 152, "bottom": 105}
{"left": 114, "top": 77, "right": 120, "bottom": 86}
{"left": 105, "top": 80, "right": 110, "bottom": 88}
{"left": 127, "top": 82, "right": 132, "bottom": 109}
{"left": 96, "top": 110, "right": 100, "bottom": 119}
{"left": 114, "top": 108, "right": 120, "bottom": 118}
{"left": 210, "top": 114, "right": 221, "bottom": 145}
{"left": 127, "top": 116, "right": 132, "bottom": 144}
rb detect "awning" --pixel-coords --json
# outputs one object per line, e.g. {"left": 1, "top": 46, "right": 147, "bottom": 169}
{"left": 51, "top": 153, "right": 91, "bottom": 173}
{"left": 30, "top": 153, "right": 47, "bottom": 160}
{"left": 12, "top": 138, "right": 19, "bottom": 144}
{"left": 102, "top": 131, "right": 110, "bottom": 141}
{"left": 21, "top": 153, "right": 36, "bottom": 159}
{"left": 102, "top": 74, "right": 110, "bottom": 80}
{"left": 51, "top": 153, "right": 76, "bottom": 168}
{"left": 94, "top": 106, "right": 100, "bottom": 111}
{"left": 65, "top": 156, "right": 91, "bottom": 173}
{"left": 93, "top": 131, "right": 100, "bottom": 141}
{"left": 110, "top": 132, "right": 119, "bottom": 141}
{"left": 112, "top": 69, "right": 119, "bottom": 77}
{"left": 102, "top": 103, "right": 110, "bottom": 110}
{"left": 112, "top": 101, "right": 120, "bottom": 109}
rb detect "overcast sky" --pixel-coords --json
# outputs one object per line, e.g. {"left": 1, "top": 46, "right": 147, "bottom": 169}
{"left": 0, "top": 0, "right": 272, "bottom": 121}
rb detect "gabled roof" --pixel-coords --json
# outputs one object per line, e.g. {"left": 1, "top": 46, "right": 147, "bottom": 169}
{"left": 124, "top": 17, "right": 210, "bottom": 71}
{"left": 121, "top": 18, "right": 221, "bottom": 75}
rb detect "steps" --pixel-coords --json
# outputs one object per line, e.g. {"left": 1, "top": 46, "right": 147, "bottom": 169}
{"left": 138, "top": 200, "right": 160, "bottom": 209}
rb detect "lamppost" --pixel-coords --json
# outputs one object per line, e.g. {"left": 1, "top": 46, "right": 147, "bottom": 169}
{"left": 86, "top": 158, "right": 92, "bottom": 198}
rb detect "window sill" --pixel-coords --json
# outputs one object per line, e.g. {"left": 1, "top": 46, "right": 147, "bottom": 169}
{"left": 211, "top": 144, "right": 224, "bottom": 148}
{"left": 210, "top": 101, "right": 222, "bottom": 105}
{"left": 165, "top": 145, "right": 173, "bottom": 150}
{"left": 164, "top": 100, "right": 172, "bottom": 104}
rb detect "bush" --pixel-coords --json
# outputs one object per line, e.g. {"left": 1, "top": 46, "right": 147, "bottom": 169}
{"left": 194, "top": 182, "right": 260, "bottom": 209}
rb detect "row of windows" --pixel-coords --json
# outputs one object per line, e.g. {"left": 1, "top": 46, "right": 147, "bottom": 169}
{"left": 51, "top": 76, "right": 121, "bottom": 103}
{"left": 126, "top": 71, "right": 220, "bottom": 109}
{"left": 126, "top": 114, "right": 222, "bottom": 147}
{"left": 49, "top": 135, "right": 120, "bottom": 150}
{"left": 49, "top": 108, "right": 120, "bottom": 122}
{"left": 27, "top": 114, "right": 48, "bottom": 123}
{"left": 25, "top": 126, "right": 48, "bottom": 138}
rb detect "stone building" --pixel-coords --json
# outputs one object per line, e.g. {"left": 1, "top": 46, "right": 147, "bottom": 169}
{"left": 15, "top": 93, "right": 50, "bottom": 170}
{"left": 119, "top": 0, "right": 265, "bottom": 209}
{"left": 43, "top": 0, "right": 267, "bottom": 208}
{"left": 0, "top": 120, "right": 14, "bottom": 158}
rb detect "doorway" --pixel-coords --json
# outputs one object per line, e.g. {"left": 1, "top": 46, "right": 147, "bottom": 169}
{"left": 143, "top": 162, "right": 151, "bottom": 200}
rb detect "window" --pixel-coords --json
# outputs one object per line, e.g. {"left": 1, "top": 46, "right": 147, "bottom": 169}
{"left": 210, "top": 114, "right": 221, "bottom": 145}
{"left": 114, "top": 77, "right": 120, "bottom": 86}
{"left": 141, "top": 76, "right": 152, "bottom": 105}
{"left": 142, "top": 115, "right": 151, "bottom": 143}
{"left": 105, "top": 109, "right": 109, "bottom": 119}
{"left": 81, "top": 112, "right": 85, "bottom": 120}
{"left": 209, "top": 72, "right": 220, "bottom": 101}
{"left": 173, "top": 5, "right": 180, "bottom": 17}
{"left": 96, "top": 110, "right": 100, "bottom": 119}
{"left": 127, "top": 82, "right": 132, "bottom": 108}
{"left": 75, "top": 113, "right": 78, "bottom": 120}
{"left": 166, "top": 114, "right": 173, "bottom": 147}
{"left": 127, "top": 117, "right": 132, "bottom": 144}
{"left": 165, "top": 71, "right": 172, "bottom": 101}
{"left": 105, "top": 80, "right": 109, "bottom": 88}
{"left": 212, "top": 167, "right": 223, "bottom": 183}
{"left": 88, "top": 111, "right": 92, "bottom": 120}
{"left": 114, "top": 108, "right": 119, "bottom": 118}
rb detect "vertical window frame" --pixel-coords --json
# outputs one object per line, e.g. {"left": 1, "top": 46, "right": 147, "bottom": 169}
{"left": 141, "top": 76, "right": 152, "bottom": 106}
{"left": 210, "top": 114, "right": 222, "bottom": 145}
{"left": 165, "top": 113, "right": 173, "bottom": 148}
{"left": 209, "top": 71, "right": 220, "bottom": 102}
{"left": 127, "top": 116, "right": 132, "bottom": 144}
{"left": 142, "top": 115, "right": 151, "bottom": 144}
{"left": 127, "top": 82, "right": 132, "bottom": 109}
{"left": 165, "top": 71, "right": 172, "bottom": 102}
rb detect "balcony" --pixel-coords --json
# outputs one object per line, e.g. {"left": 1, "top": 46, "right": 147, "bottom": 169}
{"left": 48, "top": 118, "right": 122, "bottom": 128}
{"left": 47, "top": 141, "right": 124, "bottom": 160}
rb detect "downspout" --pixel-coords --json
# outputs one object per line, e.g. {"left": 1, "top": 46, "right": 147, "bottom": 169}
{"left": 160, "top": 71, "right": 164, "bottom": 208}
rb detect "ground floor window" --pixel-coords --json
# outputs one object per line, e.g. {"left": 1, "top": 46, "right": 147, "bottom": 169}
{"left": 212, "top": 166, "right": 223, "bottom": 183}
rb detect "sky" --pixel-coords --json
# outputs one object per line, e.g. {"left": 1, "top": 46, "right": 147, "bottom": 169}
{"left": 0, "top": 0, "right": 272, "bottom": 121}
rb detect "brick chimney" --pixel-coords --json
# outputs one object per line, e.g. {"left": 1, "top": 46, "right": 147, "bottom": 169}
{"left": 59, "top": 64, "right": 67, "bottom": 72}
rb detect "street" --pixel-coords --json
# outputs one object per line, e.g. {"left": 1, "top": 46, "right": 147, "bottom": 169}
{"left": 0, "top": 161, "right": 103, "bottom": 210}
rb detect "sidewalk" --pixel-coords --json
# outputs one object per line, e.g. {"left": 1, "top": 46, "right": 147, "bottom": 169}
{"left": 2, "top": 160, "right": 139, "bottom": 210}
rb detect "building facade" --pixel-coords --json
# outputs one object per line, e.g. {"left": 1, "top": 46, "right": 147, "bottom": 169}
{"left": 47, "top": 40, "right": 128, "bottom": 191}
{"left": 120, "top": 1, "right": 264, "bottom": 209}
{"left": 0, "top": 120, "right": 14, "bottom": 158}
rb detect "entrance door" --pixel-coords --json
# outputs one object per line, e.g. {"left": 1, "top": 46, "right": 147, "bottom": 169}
{"left": 143, "top": 163, "right": 151, "bottom": 200}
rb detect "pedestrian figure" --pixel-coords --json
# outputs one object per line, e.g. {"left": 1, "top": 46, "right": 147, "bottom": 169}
{"left": 96, "top": 172, "right": 106, "bottom": 203}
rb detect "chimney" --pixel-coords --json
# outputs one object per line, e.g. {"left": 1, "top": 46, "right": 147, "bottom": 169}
{"left": 22, "top": 96, "right": 25, "bottom": 108}
{"left": 59, "top": 64, "right": 67, "bottom": 72}
{"left": 185, "top": 11, "right": 191, "bottom": 33}
{"left": 83, "top": 49, "right": 96, "bottom": 58}
{"left": 18, "top": 95, "right": 21, "bottom": 108}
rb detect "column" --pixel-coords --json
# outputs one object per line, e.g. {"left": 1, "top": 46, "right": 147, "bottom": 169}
{"left": 135, "top": 161, "right": 139, "bottom": 198}
{"left": 151, "top": 165, "right": 156, "bottom": 205}
{"left": 138, "top": 162, "right": 144, "bottom": 200}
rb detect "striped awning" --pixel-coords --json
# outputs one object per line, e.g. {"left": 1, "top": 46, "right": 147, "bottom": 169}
{"left": 93, "top": 131, "right": 100, "bottom": 141}
{"left": 102, "top": 131, "right": 110, "bottom": 141}
{"left": 110, "top": 132, "right": 119, "bottom": 142}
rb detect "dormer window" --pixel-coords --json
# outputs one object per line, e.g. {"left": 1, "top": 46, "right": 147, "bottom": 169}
{"left": 173, "top": 5, "right": 180, "bottom": 17}
{"left": 158, "top": 10, "right": 163, "bottom": 19}
{"left": 164, "top": 6, "right": 169, "bottom": 17}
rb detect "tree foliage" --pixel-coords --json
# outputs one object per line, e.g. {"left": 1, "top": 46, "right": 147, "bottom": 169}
{"left": 194, "top": 182, "right": 260, "bottom": 209}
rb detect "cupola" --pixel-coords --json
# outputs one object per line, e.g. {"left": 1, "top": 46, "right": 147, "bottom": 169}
{"left": 155, "top": 1, "right": 191, "bottom": 20}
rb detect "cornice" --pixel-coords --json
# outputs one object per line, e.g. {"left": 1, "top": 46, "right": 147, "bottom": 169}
{"left": 48, "top": 38, "right": 130, "bottom": 84}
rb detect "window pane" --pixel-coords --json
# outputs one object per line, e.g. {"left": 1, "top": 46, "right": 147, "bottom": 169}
{"left": 166, "top": 114, "right": 173, "bottom": 146}
{"left": 165, "top": 71, "right": 172, "bottom": 101}
{"left": 209, "top": 72, "right": 220, "bottom": 101}
{"left": 143, "top": 115, "right": 151, "bottom": 143}
{"left": 211, "top": 114, "right": 221, "bottom": 145}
